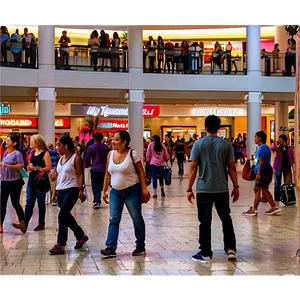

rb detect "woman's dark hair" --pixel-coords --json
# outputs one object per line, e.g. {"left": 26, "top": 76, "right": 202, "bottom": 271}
{"left": 115, "top": 131, "right": 131, "bottom": 148}
{"left": 152, "top": 135, "right": 162, "bottom": 152}
{"left": 255, "top": 131, "right": 267, "bottom": 144}
{"left": 92, "top": 30, "right": 98, "bottom": 38}
{"left": 8, "top": 133, "right": 21, "bottom": 151}
{"left": 58, "top": 134, "right": 75, "bottom": 153}
{"left": 279, "top": 134, "right": 288, "bottom": 143}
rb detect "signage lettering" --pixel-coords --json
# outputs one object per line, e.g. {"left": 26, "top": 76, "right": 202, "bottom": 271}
{"left": 97, "top": 120, "right": 128, "bottom": 129}
{"left": 193, "top": 108, "right": 241, "bottom": 116}
{"left": 0, "top": 117, "right": 70, "bottom": 129}
{"left": 0, "top": 104, "right": 11, "bottom": 115}
{"left": 84, "top": 105, "right": 160, "bottom": 118}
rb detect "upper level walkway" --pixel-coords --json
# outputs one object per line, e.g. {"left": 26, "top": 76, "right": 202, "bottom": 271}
{"left": 0, "top": 163, "right": 299, "bottom": 276}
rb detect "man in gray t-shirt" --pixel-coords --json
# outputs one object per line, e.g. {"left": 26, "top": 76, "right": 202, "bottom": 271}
{"left": 186, "top": 115, "right": 239, "bottom": 263}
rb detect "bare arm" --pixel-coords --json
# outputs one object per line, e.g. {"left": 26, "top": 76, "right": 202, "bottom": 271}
{"left": 103, "top": 152, "right": 112, "bottom": 195}
{"left": 134, "top": 160, "right": 147, "bottom": 190}
{"left": 75, "top": 154, "right": 84, "bottom": 188}
{"left": 187, "top": 160, "right": 198, "bottom": 191}
{"left": 1, "top": 162, "right": 24, "bottom": 169}
{"left": 227, "top": 160, "right": 238, "bottom": 187}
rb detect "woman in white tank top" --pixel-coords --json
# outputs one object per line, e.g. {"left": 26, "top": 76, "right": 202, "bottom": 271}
{"left": 49, "top": 134, "right": 89, "bottom": 255}
{"left": 100, "top": 131, "right": 150, "bottom": 258}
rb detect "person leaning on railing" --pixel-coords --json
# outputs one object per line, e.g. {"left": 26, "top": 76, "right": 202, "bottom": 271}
{"left": 88, "top": 30, "right": 100, "bottom": 71}
{"left": 0, "top": 26, "right": 9, "bottom": 65}
{"left": 58, "top": 30, "right": 71, "bottom": 68}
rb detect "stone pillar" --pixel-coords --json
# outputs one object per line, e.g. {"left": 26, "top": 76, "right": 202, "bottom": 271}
{"left": 274, "top": 102, "right": 289, "bottom": 141}
{"left": 247, "top": 92, "right": 262, "bottom": 158}
{"left": 246, "top": 25, "right": 261, "bottom": 77}
{"left": 38, "top": 88, "right": 56, "bottom": 145}
{"left": 38, "top": 25, "right": 56, "bottom": 144}
{"left": 128, "top": 26, "right": 143, "bottom": 74}
{"left": 128, "top": 90, "right": 144, "bottom": 158}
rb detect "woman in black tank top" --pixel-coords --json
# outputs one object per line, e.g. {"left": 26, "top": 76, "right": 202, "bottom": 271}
{"left": 13, "top": 134, "right": 51, "bottom": 233}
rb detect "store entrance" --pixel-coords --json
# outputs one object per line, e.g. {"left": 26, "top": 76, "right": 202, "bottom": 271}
{"left": 161, "top": 126, "right": 197, "bottom": 141}
{"left": 200, "top": 125, "right": 231, "bottom": 139}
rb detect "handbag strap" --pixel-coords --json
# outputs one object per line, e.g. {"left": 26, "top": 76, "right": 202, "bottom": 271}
{"left": 130, "top": 149, "right": 139, "bottom": 175}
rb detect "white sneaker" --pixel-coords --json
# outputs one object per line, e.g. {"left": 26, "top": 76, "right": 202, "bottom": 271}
{"left": 265, "top": 206, "right": 281, "bottom": 215}
{"left": 227, "top": 250, "right": 237, "bottom": 261}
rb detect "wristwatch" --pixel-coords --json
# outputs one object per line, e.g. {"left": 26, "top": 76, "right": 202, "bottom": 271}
{"left": 80, "top": 185, "right": 85, "bottom": 192}
{"left": 186, "top": 188, "right": 193, "bottom": 193}
{"left": 233, "top": 185, "right": 239, "bottom": 189}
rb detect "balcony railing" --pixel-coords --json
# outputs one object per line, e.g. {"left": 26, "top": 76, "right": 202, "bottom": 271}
{"left": 0, "top": 42, "right": 38, "bottom": 68}
{"left": 0, "top": 43, "right": 296, "bottom": 77}
{"left": 54, "top": 45, "right": 128, "bottom": 72}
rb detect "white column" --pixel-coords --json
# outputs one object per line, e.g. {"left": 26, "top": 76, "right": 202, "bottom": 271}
{"left": 246, "top": 25, "right": 261, "bottom": 77}
{"left": 247, "top": 92, "right": 262, "bottom": 157}
{"left": 274, "top": 102, "right": 289, "bottom": 140}
{"left": 275, "top": 26, "right": 288, "bottom": 54}
{"left": 128, "top": 26, "right": 143, "bottom": 73}
{"left": 128, "top": 90, "right": 144, "bottom": 158}
{"left": 275, "top": 26, "right": 289, "bottom": 71}
{"left": 38, "top": 88, "right": 56, "bottom": 145}
{"left": 38, "top": 25, "right": 56, "bottom": 145}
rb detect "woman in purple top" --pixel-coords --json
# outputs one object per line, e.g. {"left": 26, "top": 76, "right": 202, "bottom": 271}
{"left": 0, "top": 133, "right": 26, "bottom": 234}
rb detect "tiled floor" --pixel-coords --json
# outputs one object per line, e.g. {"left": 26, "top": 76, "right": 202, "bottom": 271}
{"left": 1, "top": 162, "right": 300, "bottom": 276}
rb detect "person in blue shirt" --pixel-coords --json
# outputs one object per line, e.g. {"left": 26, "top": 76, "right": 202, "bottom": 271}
{"left": 243, "top": 131, "right": 281, "bottom": 216}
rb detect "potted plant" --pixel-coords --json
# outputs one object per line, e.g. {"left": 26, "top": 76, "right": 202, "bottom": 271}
{"left": 284, "top": 25, "right": 299, "bottom": 37}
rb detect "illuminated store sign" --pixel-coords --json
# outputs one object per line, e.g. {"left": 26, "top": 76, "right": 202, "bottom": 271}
{"left": 0, "top": 104, "right": 11, "bottom": 115}
{"left": 97, "top": 120, "right": 128, "bottom": 129}
{"left": 192, "top": 107, "right": 243, "bottom": 117}
{"left": 71, "top": 104, "right": 160, "bottom": 118}
{"left": 0, "top": 117, "right": 70, "bottom": 128}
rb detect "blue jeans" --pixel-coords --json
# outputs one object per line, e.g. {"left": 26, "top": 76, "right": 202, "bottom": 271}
{"left": 106, "top": 182, "right": 145, "bottom": 249}
{"left": 57, "top": 187, "right": 85, "bottom": 246}
{"left": 90, "top": 170, "right": 105, "bottom": 204}
{"left": 274, "top": 169, "right": 293, "bottom": 201}
{"left": 196, "top": 192, "right": 236, "bottom": 258}
{"left": 150, "top": 165, "right": 164, "bottom": 189}
{"left": 24, "top": 178, "right": 46, "bottom": 228}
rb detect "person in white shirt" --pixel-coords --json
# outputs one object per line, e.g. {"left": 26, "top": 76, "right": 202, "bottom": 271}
{"left": 101, "top": 131, "right": 150, "bottom": 258}
{"left": 49, "top": 134, "right": 88, "bottom": 255}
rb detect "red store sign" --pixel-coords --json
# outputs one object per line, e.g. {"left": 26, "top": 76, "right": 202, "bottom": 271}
{"left": 0, "top": 117, "right": 70, "bottom": 129}
{"left": 143, "top": 106, "right": 160, "bottom": 117}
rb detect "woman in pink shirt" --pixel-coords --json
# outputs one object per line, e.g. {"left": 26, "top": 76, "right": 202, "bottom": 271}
{"left": 146, "top": 135, "right": 169, "bottom": 198}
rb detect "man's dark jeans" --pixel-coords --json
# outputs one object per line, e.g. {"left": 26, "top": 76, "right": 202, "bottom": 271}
{"left": 196, "top": 192, "right": 236, "bottom": 258}
{"left": 90, "top": 170, "right": 105, "bottom": 204}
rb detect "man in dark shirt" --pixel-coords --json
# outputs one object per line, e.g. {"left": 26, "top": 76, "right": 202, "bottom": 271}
{"left": 84, "top": 133, "right": 110, "bottom": 209}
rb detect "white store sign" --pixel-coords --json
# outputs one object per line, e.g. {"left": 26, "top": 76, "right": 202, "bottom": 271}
{"left": 192, "top": 107, "right": 245, "bottom": 117}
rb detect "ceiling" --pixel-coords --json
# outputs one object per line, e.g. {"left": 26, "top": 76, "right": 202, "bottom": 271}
{"left": 0, "top": 86, "right": 295, "bottom": 105}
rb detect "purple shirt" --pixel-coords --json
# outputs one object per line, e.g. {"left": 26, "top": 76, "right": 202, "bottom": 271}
{"left": 1, "top": 150, "right": 24, "bottom": 181}
{"left": 84, "top": 143, "right": 110, "bottom": 173}
{"left": 271, "top": 143, "right": 295, "bottom": 171}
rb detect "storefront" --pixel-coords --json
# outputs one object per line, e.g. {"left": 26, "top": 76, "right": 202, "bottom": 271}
{"left": 0, "top": 116, "right": 70, "bottom": 140}
{"left": 70, "top": 104, "right": 160, "bottom": 140}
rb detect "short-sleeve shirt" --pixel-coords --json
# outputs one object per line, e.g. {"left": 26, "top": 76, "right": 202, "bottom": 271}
{"left": 190, "top": 136, "right": 235, "bottom": 193}
{"left": 108, "top": 149, "right": 141, "bottom": 190}
{"left": 1, "top": 150, "right": 24, "bottom": 181}
{"left": 254, "top": 144, "right": 271, "bottom": 174}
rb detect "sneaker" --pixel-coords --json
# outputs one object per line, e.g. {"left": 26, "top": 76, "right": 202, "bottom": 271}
{"left": 93, "top": 203, "right": 101, "bottom": 210}
{"left": 132, "top": 245, "right": 146, "bottom": 256}
{"left": 49, "top": 244, "right": 65, "bottom": 255}
{"left": 101, "top": 246, "right": 117, "bottom": 258}
{"left": 51, "top": 199, "right": 57, "bottom": 206}
{"left": 242, "top": 207, "right": 258, "bottom": 217}
{"left": 265, "top": 206, "right": 281, "bottom": 215}
{"left": 153, "top": 195, "right": 157, "bottom": 199}
{"left": 192, "top": 252, "right": 212, "bottom": 263}
{"left": 74, "top": 235, "right": 89, "bottom": 249}
{"left": 34, "top": 224, "right": 45, "bottom": 231}
{"left": 227, "top": 250, "right": 237, "bottom": 261}
{"left": 161, "top": 190, "right": 165, "bottom": 198}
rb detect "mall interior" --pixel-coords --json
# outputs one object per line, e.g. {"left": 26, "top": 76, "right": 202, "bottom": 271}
{"left": 0, "top": 25, "right": 296, "bottom": 157}
{"left": 0, "top": 25, "right": 299, "bottom": 279}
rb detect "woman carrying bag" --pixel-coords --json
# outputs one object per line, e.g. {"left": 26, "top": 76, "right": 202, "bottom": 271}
{"left": 0, "top": 133, "right": 25, "bottom": 234}
{"left": 13, "top": 134, "right": 51, "bottom": 233}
